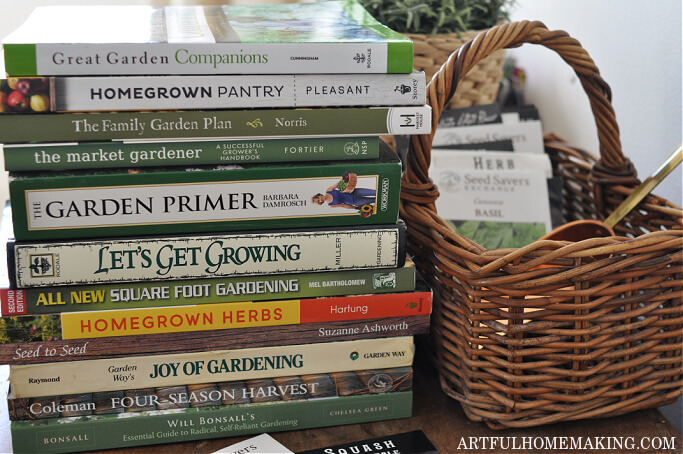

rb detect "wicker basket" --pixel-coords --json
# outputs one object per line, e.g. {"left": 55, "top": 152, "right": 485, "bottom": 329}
{"left": 408, "top": 30, "right": 506, "bottom": 108}
{"left": 401, "top": 21, "right": 683, "bottom": 429}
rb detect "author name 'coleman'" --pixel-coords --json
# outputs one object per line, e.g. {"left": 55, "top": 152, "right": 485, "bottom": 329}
{"left": 34, "top": 194, "right": 257, "bottom": 219}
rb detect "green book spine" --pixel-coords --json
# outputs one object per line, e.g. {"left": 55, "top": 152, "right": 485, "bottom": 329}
{"left": 3, "top": 44, "right": 37, "bottom": 76}
{"left": 11, "top": 391, "right": 412, "bottom": 453}
{"left": 9, "top": 145, "right": 401, "bottom": 240}
{"left": 3, "top": 137, "right": 379, "bottom": 171}
{"left": 0, "top": 262, "right": 415, "bottom": 316}
{"left": 0, "top": 106, "right": 431, "bottom": 143}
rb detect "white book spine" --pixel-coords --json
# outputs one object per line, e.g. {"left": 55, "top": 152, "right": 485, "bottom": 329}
{"left": 11, "top": 227, "right": 403, "bottom": 288}
{"left": 34, "top": 43, "right": 392, "bottom": 75}
{"left": 53, "top": 73, "right": 426, "bottom": 111}
{"left": 8, "top": 336, "right": 415, "bottom": 398}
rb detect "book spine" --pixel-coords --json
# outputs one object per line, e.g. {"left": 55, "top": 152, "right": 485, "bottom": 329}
{"left": 3, "top": 136, "right": 380, "bottom": 171}
{"left": 3, "top": 290, "right": 431, "bottom": 340}
{"left": 9, "top": 223, "right": 407, "bottom": 288}
{"left": 4, "top": 40, "right": 413, "bottom": 76}
{"left": 0, "top": 315, "right": 430, "bottom": 365}
{"left": 8, "top": 366, "right": 413, "bottom": 420}
{"left": 8, "top": 336, "right": 415, "bottom": 398}
{"left": 10, "top": 391, "right": 413, "bottom": 453}
{"left": 0, "top": 74, "right": 425, "bottom": 113}
{"left": 0, "top": 263, "right": 415, "bottom": 316}
{"left": 9, "top": 151, "right": 401, "bottom": 241}
{"left": 0, "top": 106, "right": 431, "bottom": 143}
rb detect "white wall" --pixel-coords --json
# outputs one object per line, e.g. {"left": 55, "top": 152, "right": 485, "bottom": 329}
{"left": 507, "top": 0, "right": 682, "bottom": 205}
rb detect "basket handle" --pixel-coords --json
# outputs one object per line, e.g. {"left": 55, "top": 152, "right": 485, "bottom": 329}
{"left": 403, "top": 21, "right": 638, "bottom": 208}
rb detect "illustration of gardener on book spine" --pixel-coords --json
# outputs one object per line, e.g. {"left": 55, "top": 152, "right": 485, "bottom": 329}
{"left": 311, "top": 171, "right": 377, "bottom": 217}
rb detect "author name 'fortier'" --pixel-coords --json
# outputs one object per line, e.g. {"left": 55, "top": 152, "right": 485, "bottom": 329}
{"left": 70, "top": 116, "right": 308, "bottom": 135}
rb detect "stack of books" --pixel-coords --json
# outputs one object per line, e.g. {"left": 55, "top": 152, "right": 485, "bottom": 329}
{"left": 0, "top": 1, "right": 432, "bottom": 452}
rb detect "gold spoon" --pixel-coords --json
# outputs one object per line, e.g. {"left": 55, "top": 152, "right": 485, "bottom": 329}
{"left": 541, "top": 144, "right": 682, "bottom": 242}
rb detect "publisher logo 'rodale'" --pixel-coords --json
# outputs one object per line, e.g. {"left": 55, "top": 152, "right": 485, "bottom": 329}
{"left": 29, "top": 254, "right": 55, "bottom": 278}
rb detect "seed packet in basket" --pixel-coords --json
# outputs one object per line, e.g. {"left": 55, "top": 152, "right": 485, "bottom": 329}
{"left": 429, "top": 149, "right": 553, "bottom": 249}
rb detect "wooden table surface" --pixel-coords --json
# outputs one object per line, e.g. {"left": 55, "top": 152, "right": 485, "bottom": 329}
{"left": 78, "top": 355, "right": 681, "bottom": 454}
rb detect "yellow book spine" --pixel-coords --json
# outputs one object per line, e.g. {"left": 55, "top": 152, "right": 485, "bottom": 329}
{"left": 61, "top": 300, "right": 300, "bottom": 339}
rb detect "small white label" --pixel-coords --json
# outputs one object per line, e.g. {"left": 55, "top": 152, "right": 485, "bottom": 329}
{"left": 387, "top": 106, "right": 430, "bottom": 134}
{"left": 430, "top": 151, "right": 552, "bottom": 231}
{"left": 431, "top": 149, "right": 552, "bottom": 177}
{"left": 212, "top": 434, "right": 293, "bottom": 454}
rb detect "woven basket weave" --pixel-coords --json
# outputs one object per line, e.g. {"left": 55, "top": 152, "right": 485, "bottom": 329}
{"left": 408, "top": 30, "right": 506, "bottom": 108}
{"left": 401, "top": 21, "right": 683, "bottom": 429}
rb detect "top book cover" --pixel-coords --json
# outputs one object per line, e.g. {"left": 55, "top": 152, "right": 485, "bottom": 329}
{"left": 2, "top": 1, "right": 414, "bottom": 76}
